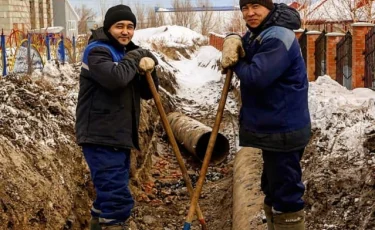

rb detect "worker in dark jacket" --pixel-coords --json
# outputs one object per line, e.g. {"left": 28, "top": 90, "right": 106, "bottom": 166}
{"left": 221, "top": 1, "right": 310, "bottom": 229}
{"left": 75, "top": 4, "right": 159, "bottom": 230}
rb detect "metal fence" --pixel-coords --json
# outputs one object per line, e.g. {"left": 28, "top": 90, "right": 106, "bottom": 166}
{"left": 364, "top": 26, "right": 375, "bottom": 90}
{"left": 336, "top": 31, "right": 352, "bottom": 90}
{"left": 298, "top": 29, "right": 308, "bottom": 67}
{"left": 315, "top": 30, "right": 326, "bottom": 80}
{"left": 0, "top": 29, "right": 89, "bottom": 76}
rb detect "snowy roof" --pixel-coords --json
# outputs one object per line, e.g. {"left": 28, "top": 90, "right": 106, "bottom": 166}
{"left": 305, "top": 0, "right": 375, "bottom": 22}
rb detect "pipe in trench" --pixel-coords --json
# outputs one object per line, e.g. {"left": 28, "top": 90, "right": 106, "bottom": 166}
{"left": 166, "top": 112, "right": 230, "bottom": 165}
{"left": 232, "top": 147, "right": 265, "bottom": 230}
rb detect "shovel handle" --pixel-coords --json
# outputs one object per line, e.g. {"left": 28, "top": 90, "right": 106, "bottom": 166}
{"left": 145, "top": 72, "right": 208, "bottom": 230}
{"left": 183, "top": 69, "right": 234, "bottom": 229}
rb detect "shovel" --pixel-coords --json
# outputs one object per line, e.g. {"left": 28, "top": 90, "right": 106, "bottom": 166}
{"left": 183, "top": 69, "right": 234, "bottom": 230}
{"left": 145, "top": 71, "right": 208, "bottom": 230}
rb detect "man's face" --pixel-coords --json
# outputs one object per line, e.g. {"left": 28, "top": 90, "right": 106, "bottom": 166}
{"left": 108, "top": 20, "right": 135, "bottom": 45}
{"left": 241, "top": 4, "right": 270, "bottom": 28}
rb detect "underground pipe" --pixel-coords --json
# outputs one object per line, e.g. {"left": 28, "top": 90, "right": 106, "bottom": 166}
{"left": 233, "top": 147, "right": 265, "bottom": 230}
{"left": 166, "top": 112, "right": 230, "bottom": 165}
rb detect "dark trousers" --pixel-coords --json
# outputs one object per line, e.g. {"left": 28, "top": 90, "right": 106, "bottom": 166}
{"left": 82, "top": 144, "right": 134, "bottom": 224}
{"left": 261, "top": 149, "right": 305, "bottom": 213}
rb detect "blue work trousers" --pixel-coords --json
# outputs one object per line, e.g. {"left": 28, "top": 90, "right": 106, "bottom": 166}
{"left": 261, "top": 149, "right": 305, "bottom": 213}
{"left": 82, "top": 144, "right": 134, "bottom": 224}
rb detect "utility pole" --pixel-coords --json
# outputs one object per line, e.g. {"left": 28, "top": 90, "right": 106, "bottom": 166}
{"left": 120, "top": 0, "right": 123, "bottom": 4}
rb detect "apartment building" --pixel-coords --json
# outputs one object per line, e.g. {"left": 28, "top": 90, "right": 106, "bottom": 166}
{"left": 0, "top": 0, "right": 78, "bottom": 38}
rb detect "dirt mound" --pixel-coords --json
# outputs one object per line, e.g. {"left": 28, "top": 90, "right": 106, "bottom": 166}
{"left": 0, "top": 64, "right": 90, "bottom": 229}
{"left": 303, "top": 77, "right": 375, "bottom": 229}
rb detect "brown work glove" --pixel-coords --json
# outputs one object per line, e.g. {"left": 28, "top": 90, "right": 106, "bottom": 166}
{"left": 221, "top": 34, "right": 245, "bottom": 70}
{"left": 139, "top": 57, "right": 155, "bottom": 74}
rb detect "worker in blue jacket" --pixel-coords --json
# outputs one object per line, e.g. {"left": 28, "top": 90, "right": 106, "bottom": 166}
{"left": 221, "top": 0, "right": 311, "bottom": 229}
{"left": 75, "top": 4, "right": 159, "bottom": 230}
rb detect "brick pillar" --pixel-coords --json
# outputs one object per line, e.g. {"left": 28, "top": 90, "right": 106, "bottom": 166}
{"left": 218, "top": 36, "right": 224, "bottom": 51}
{"left": 214, "top": 35, "right": 217, "bottom": 50}
{"left": 306, "top": 31, "right": 322, "bottom": 81}
{"left": 209, "top": 33, "right": 214, "bottom": 47}
{"left": 352, "top": 23, "right": 374, "bottom": 88}
{"left": 294, "top": 28, "right": 304, "bottom": 39}
{"left": 326, "top": 32, "right": 345, "bottom": 80}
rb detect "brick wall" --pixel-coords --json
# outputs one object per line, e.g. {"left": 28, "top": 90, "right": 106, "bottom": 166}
{"left": 352, "top": 23, "right": 374, "bottom": 88}
{"left": 326, "top": 32, "right": 345, "bottom": 80}
{"left": 209, "top": 33, "right": 225, "bottom": 51}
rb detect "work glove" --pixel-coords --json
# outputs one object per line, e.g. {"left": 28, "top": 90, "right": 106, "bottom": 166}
{"left": 138, "top": 57, "right": 155, "bottom": 74}
{"left": 124, "top": 48, "right": 159, "bottom": 68}
{"left": 221, "top": 34, "right": 245, "bottom": 70}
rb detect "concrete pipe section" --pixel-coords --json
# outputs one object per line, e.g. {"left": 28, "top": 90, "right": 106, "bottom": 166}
{"left": 233, "top": 147, "right": 265, "bottom": 230}
{"left": 166, "top": 112, "right": 230, "bottom": 165}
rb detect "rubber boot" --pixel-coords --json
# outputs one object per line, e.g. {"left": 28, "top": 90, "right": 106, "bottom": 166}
{"left": 264, "top": 203, "right": 275, "bottom": 230}
{"left": 90, "top": 217, "right": 102, "bottom": 230}
{"left": 273, "top": 209, "right": 305, "bottom": 230}
{"left": 100, "top": 218, "right": 136, "bottom": 230}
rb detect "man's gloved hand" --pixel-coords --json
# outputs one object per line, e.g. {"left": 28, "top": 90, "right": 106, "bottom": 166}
{"left": 138, "top": 57, "right": 155, "bottom": 74}
{"left": 124, "top": 48, "right": 159, "bottom": 67}
{"left": 221, "top": 34, "right": 245, "bottom": 70}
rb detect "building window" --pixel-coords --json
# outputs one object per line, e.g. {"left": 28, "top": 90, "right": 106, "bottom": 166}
{"left": 67, "top": 20, "right": 77, "bottom": 31}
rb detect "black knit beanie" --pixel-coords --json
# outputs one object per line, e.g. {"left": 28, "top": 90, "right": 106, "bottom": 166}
{"left": 103, "top": 5, "right": 137, "bottom": 30}
{"left": 239, "top": 0, "right": 274, "bottom": 10}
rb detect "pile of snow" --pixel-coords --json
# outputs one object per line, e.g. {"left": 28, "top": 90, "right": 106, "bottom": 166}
{"left": 309, "top": 75, "right": 375, "bottom": 159}
{"left": 133, "top": 25, "right": 207, "bottom": 50}
{"left": 169, "top": 45, "right": 237, "bottom": 114}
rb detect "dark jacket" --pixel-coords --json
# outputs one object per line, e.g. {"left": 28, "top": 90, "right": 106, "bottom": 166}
{"left": 233, "top": 3, "right": 311, "bottom": 152}
{"left": 75, "top": 27, "right": 159, "bottom": 150}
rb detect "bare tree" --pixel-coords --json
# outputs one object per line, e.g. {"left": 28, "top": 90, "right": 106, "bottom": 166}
{"left": 291, "top": 0, "right": 313, "bottom": 29}
{"left": 99, "top": 0, "right": 107, "bottom": 25}
{"left": 171, "top": 0, "right": 197, "bottom": 30}
{"left": 75, "top": 5, "right": 96, "bottom": 34}
{"left": 134, "top": 1, "right": 147, "bottom": 29}
{"left": 196, "top": 0, "right": 215, "bottom": 35}
{"left": 225, "top": 9, "right": 246, "bottom": 34}
{"left": 146, "top": 7, "right": 158, "bottom": 28}
{"left": 156, "top": 10, "right": 167, "bottom": 27}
